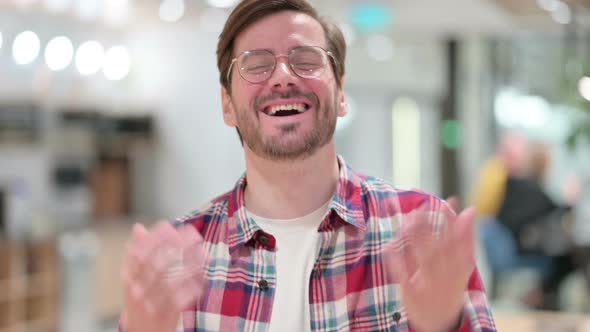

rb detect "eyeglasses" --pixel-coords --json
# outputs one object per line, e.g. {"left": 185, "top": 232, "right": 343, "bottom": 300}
{"left": 227, "top": 46, "right": 337, "bottom": 84}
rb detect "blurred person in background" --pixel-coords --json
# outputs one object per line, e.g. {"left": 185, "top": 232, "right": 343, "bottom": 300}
{"left": 118, "top": 0, "right": 496, "bottom": 331}
{"left": 475, "top": 132, "right": 580, "bottom": 309}
{"left": 471, "top": 131, "right": 529, "bottom": 220}
{"left": 496, "top": 142, "right": 578, "bottom": 309}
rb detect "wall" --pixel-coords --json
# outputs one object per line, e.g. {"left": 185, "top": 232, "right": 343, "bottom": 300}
{"left": 0, "top": 9, "right": 466, "bottom": 221}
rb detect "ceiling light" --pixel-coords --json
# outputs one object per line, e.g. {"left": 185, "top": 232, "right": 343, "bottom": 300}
{"left": 13, "top": 30, "right": 41, "bottom": 65}
{"left": 45, "top": 36, "right": 74, "bottom": 71}
{"left": 536, "top": 0, "right": 559, "bottom": 11}
{"left": 579, "top": 77, "right": 590, "bottom": 102}
{"left": 551, "top": 2, "right": 571, "bottom": 24}
{"left": 206, "top": 0, "right": 238, "bottom": 9}
{"left": 75, "top": 40, "right": 105, "bottom": 75}
{"left": 103, "top": 46, "right": 131, "bottom": 81}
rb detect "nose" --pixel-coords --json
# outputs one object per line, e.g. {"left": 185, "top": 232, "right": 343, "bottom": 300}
{"left": 268, "top": 56, "right": 298, "bottom": 90}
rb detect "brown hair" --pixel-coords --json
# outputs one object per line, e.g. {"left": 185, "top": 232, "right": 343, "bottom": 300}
{"left": 216, "top": 0, "right": 346, "bottom": 94}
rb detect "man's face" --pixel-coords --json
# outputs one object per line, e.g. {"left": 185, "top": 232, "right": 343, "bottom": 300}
{"left": 221, "top": 11, "right": 346, "bottom": 161}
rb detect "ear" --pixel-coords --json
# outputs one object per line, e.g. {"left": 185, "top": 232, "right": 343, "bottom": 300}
{"left": 337, "top": 79, "right": 347, "bottom": 117}
{"left": 221, "top": 86, "right": 238, "bottom": 127}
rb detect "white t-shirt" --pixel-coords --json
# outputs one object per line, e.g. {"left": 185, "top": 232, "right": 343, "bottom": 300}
{"left": 248, "top": 200, "right": 330, "bottom": 332}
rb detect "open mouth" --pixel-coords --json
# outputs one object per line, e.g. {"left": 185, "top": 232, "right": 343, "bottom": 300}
{"left": 262, "top": 103, "right": 311, "bottom": 117}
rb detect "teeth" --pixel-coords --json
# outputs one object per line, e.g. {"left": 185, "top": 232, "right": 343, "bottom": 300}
{"left": 268, "top": 103, "right": 306, "bottom": 115}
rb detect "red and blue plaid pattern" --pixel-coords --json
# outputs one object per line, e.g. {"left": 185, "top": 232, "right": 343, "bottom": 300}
{"left": 167, "top": 156, "right": 496, "bottom": 331}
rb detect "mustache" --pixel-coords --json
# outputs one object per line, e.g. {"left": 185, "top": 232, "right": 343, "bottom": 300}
{"left": 254, "top": 89, "right": 319, "bottom": 109}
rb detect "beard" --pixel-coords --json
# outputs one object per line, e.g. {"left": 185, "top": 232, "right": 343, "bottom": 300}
{"left": 233, "top": 89, "right": 338, "bottom": 161}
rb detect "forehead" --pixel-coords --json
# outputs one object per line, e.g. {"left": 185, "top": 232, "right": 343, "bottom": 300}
{"left": 234, "top": 11, "right": 326, "bottom": 54}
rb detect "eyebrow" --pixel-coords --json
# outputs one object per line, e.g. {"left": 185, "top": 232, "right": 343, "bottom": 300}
{"left": 234, "top": 48, "right": 274, "bottom": 57}
{"left": 235, "top": 45, "right": 313, "bottom": 57}
{"left": 250, "top": 48, "right": 274, "bottom": 53}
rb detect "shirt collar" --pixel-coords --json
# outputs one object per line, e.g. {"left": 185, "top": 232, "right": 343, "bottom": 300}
{"left": 226, "top": 155, "right": 367, "bottom": 255}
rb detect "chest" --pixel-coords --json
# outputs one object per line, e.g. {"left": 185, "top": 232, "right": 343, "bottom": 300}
{"left": 188, "top": 219, "right": 410, "bottom": 331}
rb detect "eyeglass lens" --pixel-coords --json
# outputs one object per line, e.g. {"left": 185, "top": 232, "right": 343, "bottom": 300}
{"left": 238, "top": 47, "right": 327, "bottom": 83}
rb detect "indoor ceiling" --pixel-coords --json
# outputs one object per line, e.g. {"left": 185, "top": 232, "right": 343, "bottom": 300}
{"left": 0, "top": 0, "right": 589, "bottom": 36}
{"left": 495, "top": 0, "right": 590, "bottom": 14}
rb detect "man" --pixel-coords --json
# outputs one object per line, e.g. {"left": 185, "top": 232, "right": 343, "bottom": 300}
{"left": 120, "top": 0, "right": 497, "bottom": 331}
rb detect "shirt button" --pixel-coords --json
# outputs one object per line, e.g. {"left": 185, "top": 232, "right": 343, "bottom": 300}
{"left": 259, "top": 235, "right": 269, "bottom": 245}
{"left": 258, "top": 279, "right": 269, "bottom": 291}
{"left": 393, "top": 311, "right": 401, "bottom": 322}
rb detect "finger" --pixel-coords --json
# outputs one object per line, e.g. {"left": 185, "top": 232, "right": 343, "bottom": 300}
{"left": 122, "top": 223, "right": 152, "bottom": 299}
{"left": 124, "top": 222, "right": 178, "bottom": 306}
{"left": 401, "top": 211, "right": 441, "bottom": 264}
{"left": 157, "top": 224, "right": 191, "bottom": 284}
{"left": 174, "top": 262, "right": 207, "bottom": 310}
{"left": 124, "top": 223, "right": 150, "bottom": 277}
{"left": 440, "top": 207, "right": 476, "bottom": 287}
{"left": 409, "top": 202, "right": 453, "bottom": 238}
{"left": 146, "top": 221, "right": 179, "bottom": 249}
{"left": 137, "top": 221, "right": 179, "bottom": 269}
{"left": 402, "top": 210, "right": 434, "bottom": 240}
{"left": 453, "top": 206, "right": 477, "bottom": 265}
{"left": 125, "top": 223, "right": 149, "bottom": 264}
{"left": 153, "top": 221, "right": 184, "bottom": 246}
{"left": 174, "top": 225, "right": 208, "bottom": 310}
{"left": 123, "top": 222, "right": 205, "bottom": 315}
{"left": 140, "top": 229, "right": 188, "bottom": 314}
{"left": 128, "top": 222, "right": 170, "bottom": 269}
{"left": 144, "top": 224, "right": 202, "bottom": 292}
{"left": 416, "top": 207, "right": 475, "bottom": 283}
{"left": 445, "top": 196, "right": 459, "bottom": 213}
{"left": 179, "top": 225, "right": 207, "bottom": 269}
{"left": 431, "top": 198, "right": 457, "bottom": 248}
{"left": 132, "top": 222, "right": 150, "bottom": 241}
{"left": 144, "top": 251, "right": 205, "bottom": 313}
{"left": 384, "top": 233, "right": 418, "bottom": 285}
{"left": 122, "top": 221, "right": 188, "bottom": 316}
{"left": 139, "top": 223, "right": 185, "bottom": 296}
{"left": 403, "top": 206, "right": 462, "bottom": 278}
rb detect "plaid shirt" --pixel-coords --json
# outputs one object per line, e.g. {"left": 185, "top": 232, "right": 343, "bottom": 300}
{"left": 168, "top": 156, "right": 496, "bottom": 332}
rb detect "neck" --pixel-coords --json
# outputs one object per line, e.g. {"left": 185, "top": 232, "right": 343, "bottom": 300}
{"left": 243, "top": 143, "right": 339, "bottom": 219}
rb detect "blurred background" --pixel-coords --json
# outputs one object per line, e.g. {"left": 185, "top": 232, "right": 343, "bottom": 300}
{"left": 0, "top": 0, "right": 590, "bottom": 331}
